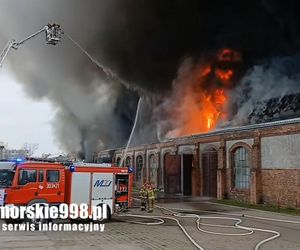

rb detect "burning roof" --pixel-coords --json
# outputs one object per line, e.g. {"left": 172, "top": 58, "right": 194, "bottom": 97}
{"left": 1, "top": 1, "right": 300, "bottom": 156}
{"left": 249, "top": 93, "right": 300, "bottom": 124}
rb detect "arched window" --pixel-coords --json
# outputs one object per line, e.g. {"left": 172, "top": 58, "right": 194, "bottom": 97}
{"left": 136, "top": 155, "right": 143, "bottom": 184}
{"left": 116, "top": 157, "right": 122, "bottom": 167}
{"left": 149, "top": 154, "right": 157, "bottom": 187}
{"left": 232, "top": 147, "right": 250, "bottom": 189}
{"left": 149, "top": 154, "right": 157, "bottom": 169}
{"left": 125, "top": 156, "right": 131, "bottom": 167}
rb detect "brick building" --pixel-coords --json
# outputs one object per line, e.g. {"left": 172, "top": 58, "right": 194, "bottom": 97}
{"left": 94, "top": 118, "right": 300, "bottom": 208}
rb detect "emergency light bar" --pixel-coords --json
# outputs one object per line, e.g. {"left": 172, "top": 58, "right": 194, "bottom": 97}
{"left": 72, "top": 163, "right": 112, "bottom": 168}
{"left": 128, "top": 166, "right": 134, "bottom": 173}
{"left": 69, "top": 165, "right": 76, "bottom": 172}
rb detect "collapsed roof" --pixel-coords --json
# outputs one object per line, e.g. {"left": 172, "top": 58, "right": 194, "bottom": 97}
{"left": 248, "top": 93, "right": 300, "bottom": 124}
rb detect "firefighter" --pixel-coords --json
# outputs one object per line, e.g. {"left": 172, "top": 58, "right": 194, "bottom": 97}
{"left": 139, "top": 184, "right": 148, "bottom": 211}
{"left": 146, "top": 182, "right": 156, "bottom": 212}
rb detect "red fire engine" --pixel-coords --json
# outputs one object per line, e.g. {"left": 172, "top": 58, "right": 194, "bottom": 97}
{"left": 0, "top": 161, "right": 133, "bottom": 221}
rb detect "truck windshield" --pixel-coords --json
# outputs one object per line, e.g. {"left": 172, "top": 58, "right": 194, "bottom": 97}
{"left": 0, "top": 170, "right": 15, "bottom": 188}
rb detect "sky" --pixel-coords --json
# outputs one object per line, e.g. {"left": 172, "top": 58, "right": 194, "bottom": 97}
{"left": 0, "top": 68, "right": 61, "bottom": 156}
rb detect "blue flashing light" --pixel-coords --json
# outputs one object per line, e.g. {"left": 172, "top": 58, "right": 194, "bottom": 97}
{"left": 128, "top": 166, "right": 134, "bottom": 173}
{"left": 16, "top": 158, "right": 23, "bottom": 162}
{"left": 69, "top": 165, "right": 76, "bottom": 172}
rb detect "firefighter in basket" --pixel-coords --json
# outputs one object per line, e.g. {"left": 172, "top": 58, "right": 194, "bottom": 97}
{"left": 139, "top": 184, "right": 148, "bottom": 211}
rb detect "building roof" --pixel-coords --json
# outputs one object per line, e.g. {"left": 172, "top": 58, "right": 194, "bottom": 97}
{"left": 97, "top": 93, "right": 300, "bottom": 153}
{"left": 248, "top": 93, "right": 300, "bottom": 124}
{"left": 168, "top": 117, "right": 300, "bottom": 143}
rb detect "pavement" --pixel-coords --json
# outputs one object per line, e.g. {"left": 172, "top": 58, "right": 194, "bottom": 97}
{"left": 0, "top": 197, "right": 299, "bottom": 250}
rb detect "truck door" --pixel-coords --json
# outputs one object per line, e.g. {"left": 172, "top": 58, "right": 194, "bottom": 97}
{"left": 91, "top": 173, "right": 114, "bottom": 214}
{"left": 37, "top": 168, "right": 65, "bottom": 203}
{"left": 8, "top": 168, "right": 39, "bottom": 205}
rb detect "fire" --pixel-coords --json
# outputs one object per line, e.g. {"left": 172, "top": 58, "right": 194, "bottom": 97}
{"left": 176, "top": 87, "right": 228, "bottom": 136}
{"left": 204, "top": 89, "right": 227, "bottom": 130}
{"left": 217, "top": 48, "right": 241, "bottom": 62}
{"left": 167, "top": 48, "right": 240, "bottom": 138}
{"left": 207, "top": 113, "right": 214, "bottom": 129}
{"left": 200, "top": 66, "right": 211, "bottom": 77}
{"left": 173, "top": 61, "right": 230, "bottom": 136}
{"left": 215, "top": 69, "right": 234, "bottom": 81}
{"left": 215, "top": 89, "right": 226, "bottom": 105}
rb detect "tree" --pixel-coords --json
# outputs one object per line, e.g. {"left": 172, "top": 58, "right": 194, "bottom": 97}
{"left": 22, "top": 143, "right": 39, "bottom": 157}
{"left": 41, "top": 153, "right": 51, "bottom": 159}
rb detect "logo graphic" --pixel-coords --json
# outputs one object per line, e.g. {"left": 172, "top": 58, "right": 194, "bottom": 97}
{"left": 94, "top": 180, "right": 112, "bottom": 188}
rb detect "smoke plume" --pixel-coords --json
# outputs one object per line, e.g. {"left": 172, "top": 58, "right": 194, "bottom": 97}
{"left": 229, "top": 55, "right": 300, "bottom": 126}
{"left": 0, "top": 1, "right": 299, "bottom": 159}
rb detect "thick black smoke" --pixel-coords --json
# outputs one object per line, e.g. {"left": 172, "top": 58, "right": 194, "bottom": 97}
{"left": 97, "top": 0, "right": 300, "bottom": 90}
{"left": 0, "top": 0, "right": 299, "bottom": 159}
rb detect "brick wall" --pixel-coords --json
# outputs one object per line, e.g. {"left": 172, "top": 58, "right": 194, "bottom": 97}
{"left": 261, "top": 169, "right": 300, "bottom": 208}
{"left": 96, "top": 122, "right": 300, "bottom": 207}
{"left": 228, "top": 189, "right": 250, "bottom": 203}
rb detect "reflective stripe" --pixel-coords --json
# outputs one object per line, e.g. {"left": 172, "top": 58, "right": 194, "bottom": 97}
{"left": 147, "top": 190, "right": 155, "bottom": 199}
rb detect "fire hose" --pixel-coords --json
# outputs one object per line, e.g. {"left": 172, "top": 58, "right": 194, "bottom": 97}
{"left": 116, "top": 201, "right": 300, "bottom": 250}
{"left": 156, "top": 205, "right": 280, "bottom": 250}
{"left": 116, "top": 212, "right": 206, "bottom": 250}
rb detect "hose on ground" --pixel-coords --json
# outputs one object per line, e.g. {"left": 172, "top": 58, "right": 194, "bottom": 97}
{"left": 116, "top": 213, "right": 205, "bottom": 250}
{"left": 156, "top": 205, "right": 281, "bottom": 250}
{"left": 115, "top": 201, "right": 300, "bottom": 250}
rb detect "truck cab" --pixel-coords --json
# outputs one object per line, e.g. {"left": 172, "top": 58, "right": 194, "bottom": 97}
{"left": 0, "top": 162, "right": 16, "bottom": 206}
{"left": 3, "top": 162, "right": 65, "bottom": 206}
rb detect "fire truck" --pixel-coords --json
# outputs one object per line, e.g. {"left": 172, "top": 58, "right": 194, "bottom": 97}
{"left": 0, "top": 160, "right": 133, "bottom": 222}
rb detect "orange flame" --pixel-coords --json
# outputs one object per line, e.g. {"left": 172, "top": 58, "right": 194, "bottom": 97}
{"left": 215, "top": 89, "right": 226, "bottom": 105}
{"left": 175, "top": 87, "right": 228, "bottom": 136}
{"left": 207, "top": 113, "right": 214, "bottom": 129}
{"left": 169, "top": 49, "right": 241, "bottom": 137}
{"left": 218, "top": 48, "right": 242, "bottom": 62}
{"left": 215, "top": 69, "right": 234, "bottom": 81}
{"left": 200, "top": 65, "right": 212, "bottom": 77}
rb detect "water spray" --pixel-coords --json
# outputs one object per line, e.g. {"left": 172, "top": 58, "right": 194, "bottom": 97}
{"left": 0, "top": 23, "right": 144, "bottom": 160}
{"left": 64, "top": 32, "right": 131, "bottom": 89}
{"left": 1, "top": 23, "right": 146, "bottom": 96}
{"left": 0, "top": 23, "right": 128, "bottom": 88}
{"left": 0, "top": 23, "right": 62, "bottom": 67}
{"left": 120, "top": 97, "right": 142, "bottom": 167}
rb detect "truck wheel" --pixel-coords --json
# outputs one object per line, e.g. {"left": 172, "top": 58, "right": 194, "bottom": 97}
{"left": 4, "top": 218, "right": 24, "bottom": 224}
{"left": 94, "top": 204, "right": 111, "bottom": 223}
{"left": 25, "top": 202, "right": 49, "bottom": 230}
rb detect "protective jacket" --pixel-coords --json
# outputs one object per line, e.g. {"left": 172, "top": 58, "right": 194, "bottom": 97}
{"left": 139, "top": 187, "right": 148, "bottom": 199}
{"left": 147, "top": 188, "right": 155, "bottom": 200}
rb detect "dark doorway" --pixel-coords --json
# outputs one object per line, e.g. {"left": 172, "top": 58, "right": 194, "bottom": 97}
{"left": 164, "top": 154, "right": 181, "bottom": 194}
{"left": 202, "top": 148, "right": 218, "bottom": 197}
{"left": 182, "top": 154, "right": 193, "bottom": 195}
